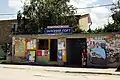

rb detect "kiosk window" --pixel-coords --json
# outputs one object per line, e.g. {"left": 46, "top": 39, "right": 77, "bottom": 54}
{"left": 38, "top": 39, "right": 48, "bottom": 50}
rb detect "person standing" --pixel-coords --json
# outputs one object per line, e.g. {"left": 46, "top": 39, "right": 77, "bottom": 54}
{"left": 25, "top": 50, "right": 30, "bottom": 62}
{"left": 82, "top": 49, "right": 87, "bottom": 67}
{"left": 116, "top": 53, "right": 120, "bottom": 72}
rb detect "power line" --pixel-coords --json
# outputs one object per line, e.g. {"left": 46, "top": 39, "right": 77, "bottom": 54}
{"left": 0, "top": 14, "right": 16, "bottom": 15}
{"left": 0, "top": 3, "right": 116, "bottom": 16}
{"left": 76, "top": 3, "right": 115, "bottom": 9}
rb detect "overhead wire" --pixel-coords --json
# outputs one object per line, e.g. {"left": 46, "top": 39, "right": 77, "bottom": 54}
{"left": 76, "top": 3, "right": 115, "bottom": 9}
{"left": 0, "top": 14, "right": 16, "bottom": 15}
{"left": 0, "top": 3, "right": 117, "bottom": 16}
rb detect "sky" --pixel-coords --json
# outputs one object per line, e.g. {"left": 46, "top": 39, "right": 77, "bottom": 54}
{"left": 0, "top": 0, "right": 118, "bottom": 30}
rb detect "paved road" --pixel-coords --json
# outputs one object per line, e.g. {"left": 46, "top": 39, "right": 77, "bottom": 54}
{"left": 0, "top": 68, "right": 120, "bottom": 80}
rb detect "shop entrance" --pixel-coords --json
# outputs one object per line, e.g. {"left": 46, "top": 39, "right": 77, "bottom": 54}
{"left": 50, "top": 39, "right": 57, "bottom": 61}
{"left": 66, "top": 38, "right": 87, "bottom": 67}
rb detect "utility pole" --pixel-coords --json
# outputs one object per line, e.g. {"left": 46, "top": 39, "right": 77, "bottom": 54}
{"left": 116, "top": 0, "right": 120, "bottom": 72}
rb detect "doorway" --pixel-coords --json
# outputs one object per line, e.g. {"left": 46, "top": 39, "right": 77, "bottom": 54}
{"left": 50, "top": 39, "right": 57, "bottom": 61}
{"left": 66, "top": 38, "right": 87, "bottom": 67}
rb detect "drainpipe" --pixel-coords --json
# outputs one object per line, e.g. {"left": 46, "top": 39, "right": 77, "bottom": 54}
{"left": 88, "top": 22, "right": 92, "bottom": 31}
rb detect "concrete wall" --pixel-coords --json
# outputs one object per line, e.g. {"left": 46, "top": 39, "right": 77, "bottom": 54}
{"left": 79, "top": 16, "right": 89, "bottom": 31}
{"left": 0, "top": 19, "right": 17, "bottom": 44}
{"left": 0, "top": 45, "right": 6, "bottom": 57}
{"left": 87, "top": 34, "right": 120, "bottom": 67}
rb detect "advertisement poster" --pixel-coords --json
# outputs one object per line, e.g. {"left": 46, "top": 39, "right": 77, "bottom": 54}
{"left": 58, "top": 50, "right": 62, "bottom": 60}
{"left": 29, "top": 51, "right": 36, "bottom": 62}
{"left": 26, "top": 39, "right": 36, "bottom": 50}
{"left": 36, "top": 50, "right": 42, "bottom": 56}
{"left": 15, "top": 38, "right": 26, "bottom": 57}
{"left": 58, "top": 39, "right": 66, "bottom": 65}
{"left": 58, "top": 40, "right": 65, "bottom": 50}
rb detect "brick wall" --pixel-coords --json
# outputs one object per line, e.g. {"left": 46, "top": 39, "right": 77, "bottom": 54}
{"left": 0, "top": 19, "right": 17, "bottom": 44}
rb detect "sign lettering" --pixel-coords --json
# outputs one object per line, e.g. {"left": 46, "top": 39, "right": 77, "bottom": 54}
{"left": 44, "top": 28, "right": 72, "bottom": 34}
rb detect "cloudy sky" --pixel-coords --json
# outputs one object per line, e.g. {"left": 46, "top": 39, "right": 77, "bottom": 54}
{"left": 0, "top": 0, "right": 118, "bottom": 29}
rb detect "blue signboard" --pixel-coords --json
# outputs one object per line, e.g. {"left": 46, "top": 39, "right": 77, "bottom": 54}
{"left": 44, "top": 28, "right": 72, "bottom": 34}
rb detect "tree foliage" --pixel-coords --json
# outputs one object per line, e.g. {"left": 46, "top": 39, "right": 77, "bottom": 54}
{"left": 99, "top": 0, "right": 120, "bottom": 33}
{"left": 111, "top": 0, "right": 120, "bottom": 24}
{"left": 17, "top": 0, "right": 77, "bottom": 34}
{"left": 104, "top": 23, "right": 120, "bottom": 32}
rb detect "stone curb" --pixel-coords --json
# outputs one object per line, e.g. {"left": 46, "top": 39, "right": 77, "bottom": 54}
{"left": 0, "top": 66, "right": 31, "bottom": 70}
{"left": 64, "top": 71, "right": 120, "bottom": 76}
{"left": 0, "top": 65, "right": 120, "bottom": 76}
{"left": 44, "top": 70, "right": 120, "bottom": 76}
{"left": 0, "top": 66, "right": 45, "bottom": 71}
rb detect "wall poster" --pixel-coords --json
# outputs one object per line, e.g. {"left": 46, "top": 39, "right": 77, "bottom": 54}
{"left": 14, "top": 38, "right": 26, "bottom": 57}
{"left": 26, "top": 39, "right": 36, "bottom": 50}
{"left": 29, "top": 50, "right": 36, "bottom": 62}
{"left": 58, "top": 39, "right": 66, "bottom": 65}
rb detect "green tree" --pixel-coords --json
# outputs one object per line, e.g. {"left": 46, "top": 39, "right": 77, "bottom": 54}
{"left": 17, "top": 0, "right": 77, "bottom": 34}
{"left": 73, "top": 27, "right": 85, "bottom": 33}
{"left": 101, "top": 0, "right": 120, "bottom": 33}
{"left": 93, "top": 28, "right": 104, "bottom": 33}
{"left": 104, "top": 23, "right": 120, "bottom": 32}
{"left": 111, "top": 0, "right": 120, "bottom": 24}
